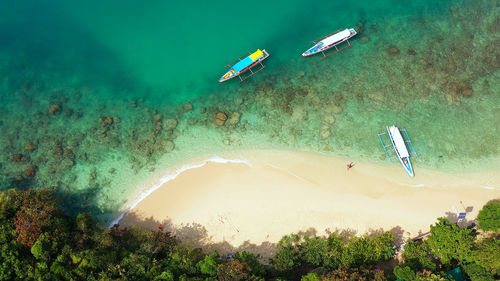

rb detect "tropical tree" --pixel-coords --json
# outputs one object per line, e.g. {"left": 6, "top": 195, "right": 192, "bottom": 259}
{"left": 462, "top": 262, "right": 495, "bottom": 281}
{"left": 271, "top": 234, "right": 302, "bottom": 271}
{"left": 393, "top": 265, "right": 416, "bottom": 280}
{"left": 13, "top": 189, "right": 59, "bottom": 247}
{"left": 471, "top": 238, "right": 500, "bottom": 275}
{"left": 477, "top": 201, "right": 500, "bottom": 231}
{"left": 217, "top": 259, "right": 251, "bottom": 281}
{"left": 402, "top": 240, "right": 437, "bottom": 271}
{"left": 427, "top": 218, "right": 474, "bottom": 265}
{"left": 234, "top": 251, "right": 266, "bottom": 277}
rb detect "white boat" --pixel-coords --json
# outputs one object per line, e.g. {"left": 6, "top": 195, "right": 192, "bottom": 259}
{"left": 377, "top": 124, "right": 417, "bottom": 177}
{"left": 302, "top": 28, "right": 357, "bottom": 58}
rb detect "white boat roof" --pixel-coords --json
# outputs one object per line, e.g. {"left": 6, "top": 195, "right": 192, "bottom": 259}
{"left": 322, "top": 29, "right": 351, "bottom": 46}
{"left": 389, "top": 126, "right": 410, "bottom": 158}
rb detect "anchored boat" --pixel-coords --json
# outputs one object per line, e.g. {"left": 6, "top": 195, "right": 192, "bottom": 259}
{"left": 377, "top": 124, "right": 418, "bottom": 177}
{"left": 219, "top": 49, "right": 269, "bottom": 83}
{"left": 302, "top": 28, "right": 357, "bottom": 59}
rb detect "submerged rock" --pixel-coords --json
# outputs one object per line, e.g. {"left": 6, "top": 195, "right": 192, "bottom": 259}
{"left": 164, "top": 118, "right": 177, "bottom": 129}
{"left": 163, "top": 140, "right": 175, "bottom": 152}
{"left": 291, "top": 107, "right": 308, "bottom": 121}
{"left": 368, "top": 92, "right": 385, "bottom": 103}
{"left": 24, "top": 165, "right": 36, "bottom": 177}
{"left": 320, "top": 125, "right": 331, "bottom": 139}
{"left": 64, "top": 109, "right": 73, "bottom": 116}
{"left": 49, "top": 104, "right": 61, "bottom": 115}
{"left": 323, "top": 115, "right": 335, "bottom": 124}
{"left": 214, "top": 111, "right": 227, "bottom": 126}
{"left": 153, "top": 114, "right": 163, "bottom": 122}
{"left": 462, "top": 87, "right": 473, "bottom": 97}
{"left": 25, "top": 142, "right": 37, "bottom": 152}
{"left": 330, "top": 104, "right": 343, "bottom": 115}
{"left": 13, "top": 154, "right": 28, "bottom": 163}
{"left": 99, "top": 116, "right": 113, "bottom": 126}
{"left": 226, "top": 112, "right": 241, "bottom": 126}
{"left": 388, "top": 46, "right": 400, "bottom": 55}
{"left": 297, "top": 88, "right": 310, "bottom": 97}
{"left": 64, "top": 149, "right": 75, "bottom": 160}
{"left": 183, "top": 103, "right": 193, "bottom": 112}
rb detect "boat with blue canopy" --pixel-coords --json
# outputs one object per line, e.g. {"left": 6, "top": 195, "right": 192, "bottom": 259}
{"left": 219, "top": 49, "right": 270, "bottom": 83}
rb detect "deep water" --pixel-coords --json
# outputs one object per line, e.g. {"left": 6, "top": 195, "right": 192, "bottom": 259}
{"left": 1, "top": 0, "right": 499, "bottom": 222}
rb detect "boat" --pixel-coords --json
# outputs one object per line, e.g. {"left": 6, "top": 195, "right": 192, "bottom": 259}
{"left": 377, "top": 124, "right": 418, "bottom": 177}
{"left": 219, "top": 49, "right": 270, "bottom": 83}
{"left": 302, "top": 28, "right": 357, "bottom": 59}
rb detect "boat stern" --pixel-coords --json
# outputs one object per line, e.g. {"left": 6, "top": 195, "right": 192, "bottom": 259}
{"left": 349, "top": 28, "right": 357, "bottom": 37}
{"left": 402, "top": 157, "right": 415, "bottom": 177}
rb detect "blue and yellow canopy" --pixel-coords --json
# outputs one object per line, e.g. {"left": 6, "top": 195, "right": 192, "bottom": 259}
{"left": 232, "top": 49, "right": 264, "bottom": 73}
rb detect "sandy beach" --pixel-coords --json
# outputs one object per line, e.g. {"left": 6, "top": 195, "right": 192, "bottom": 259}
{"left": 120, "top": 150, "right": 500, "bottom": 258}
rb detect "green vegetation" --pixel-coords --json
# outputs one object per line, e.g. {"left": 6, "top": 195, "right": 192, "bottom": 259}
{"left": 0, "top": 189, "right": 498, "bottom": 280}
{"left": 477, "top": 201, "right": 500, "bottom": 231}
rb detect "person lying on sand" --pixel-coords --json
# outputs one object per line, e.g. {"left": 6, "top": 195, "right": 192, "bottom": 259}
{"left": 347, "top": 162, "right": 354, "bottom": 169}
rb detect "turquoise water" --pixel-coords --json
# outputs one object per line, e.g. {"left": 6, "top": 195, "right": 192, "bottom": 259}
{"left": 1, "top": 0, "right": 499, "bottom": 222}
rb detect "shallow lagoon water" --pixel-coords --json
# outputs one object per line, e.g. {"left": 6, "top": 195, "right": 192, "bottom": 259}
{"left": 0, "top": 0, "right": 499, "bottom": 222}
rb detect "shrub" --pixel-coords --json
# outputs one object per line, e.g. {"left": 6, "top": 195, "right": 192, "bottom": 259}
{"left": 394, "top": 265, "right": 415, "bottom": 281}
{"left": 477, "top": 201, "right": 500, "bottom": 231}
{"left": 462, "top": 263, "right": 495, "bottom": 281}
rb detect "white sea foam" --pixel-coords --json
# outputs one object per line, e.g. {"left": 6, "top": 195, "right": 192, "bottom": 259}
{"left": 480, "top": 185, "right": 497, "bottom": 190}
{"left": 108, "top": 156, "right": 251, "bottom": 227}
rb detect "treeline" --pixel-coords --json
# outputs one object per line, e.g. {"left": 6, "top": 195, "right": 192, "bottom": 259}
{"left": 0, "top": 189, "right": 498, "bottom": 280}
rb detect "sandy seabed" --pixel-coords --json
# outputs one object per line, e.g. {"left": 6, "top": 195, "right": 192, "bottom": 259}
{"left": 120, "top": 150, "right": 500, "bottom": 258}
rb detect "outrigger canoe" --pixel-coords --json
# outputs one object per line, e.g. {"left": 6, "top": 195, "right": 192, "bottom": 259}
{"left": 377, "top": 124, "right": 418, "bottom": 177}
{"left": 386, "top": 125, "right": 414, "bottom": 177}
{"left": 302, "top": 28, "right": 357, "bottom": 59}
{"left": 219, "top": 49, "right": 270, "bottom": 83}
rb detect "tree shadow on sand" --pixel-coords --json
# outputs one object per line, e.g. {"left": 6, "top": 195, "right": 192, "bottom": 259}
{"left": 444, "top": 204, "right": 475, "bottom": 229}
{"left": 119, "top": 213, "right": 414, "bottom": 262}
{"left": 120, "top": 212, "right": 278, "bottom": 262}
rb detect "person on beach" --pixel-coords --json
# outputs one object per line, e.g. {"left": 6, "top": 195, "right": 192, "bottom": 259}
{"left": 347, "top": 162, "right": 354, "bottom": 169}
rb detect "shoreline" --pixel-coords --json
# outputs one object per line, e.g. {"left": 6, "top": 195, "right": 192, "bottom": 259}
{"left": 112, "top": 149, "right": 500, "bottom": 226}
{"left": 117, "top": 149, "right": 500, "bottom": 257}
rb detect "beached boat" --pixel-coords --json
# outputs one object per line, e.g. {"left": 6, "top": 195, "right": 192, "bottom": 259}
{"left": 377, "top": 124, "right": 418, "bottom": 177}
{"left": 302, "top": 28, "right": 357, "bottom": 59}
{"left": 219, "top": 49, "right": 270, "bottom": 83}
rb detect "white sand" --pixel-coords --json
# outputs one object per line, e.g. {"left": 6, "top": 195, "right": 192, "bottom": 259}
{"left": 120, "top": 150, "right": 500, "bottom": 257}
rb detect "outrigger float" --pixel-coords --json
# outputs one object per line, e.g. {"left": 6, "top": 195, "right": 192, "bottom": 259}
{"left": 377, "top": 124, "right": 418, "bottom": 177}
{"left": 219, "top": 49, "right": 270, "bottom": 83}
{"left": 302, "top": 28, "right": 357, "bottom": 59}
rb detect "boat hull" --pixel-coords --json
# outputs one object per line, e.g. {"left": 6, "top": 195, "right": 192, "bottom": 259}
{"left": 386, "top": 125, "right": 415, "bottom": 177}
{"left": 302, "top": 28, "right": 357, "bottom": 57}
{"left": 219, "top": 49, "right": 270, "bottom": 83}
